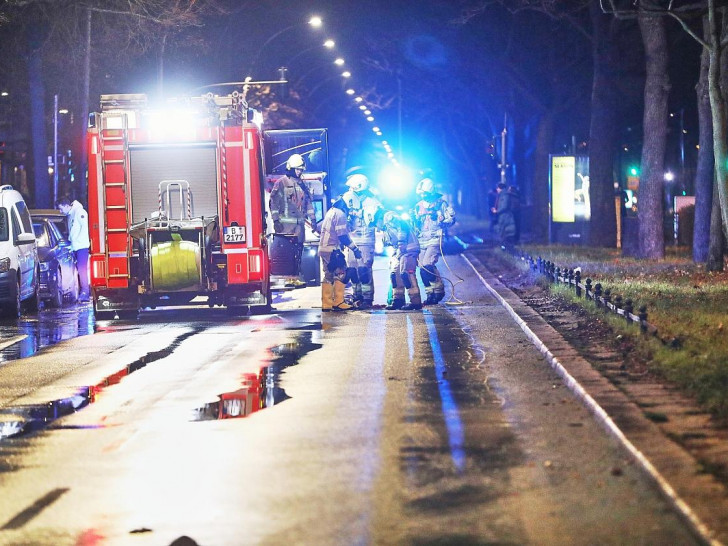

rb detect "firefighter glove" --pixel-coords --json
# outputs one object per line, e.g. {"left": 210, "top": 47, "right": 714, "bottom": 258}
{"left": 353, "top": 247, "right": 362, "bottom": 260}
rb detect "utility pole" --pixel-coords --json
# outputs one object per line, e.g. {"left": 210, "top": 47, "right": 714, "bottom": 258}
{"left": 397, "top": 71, "right": 403, "bottom": 162}
{"left": 53, "top": 94, "right": 58, "bottom": 205}
{"left": 499, "top": 113, "right": 507, "bottom": 185}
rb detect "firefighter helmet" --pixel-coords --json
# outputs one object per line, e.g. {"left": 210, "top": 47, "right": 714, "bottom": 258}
{"left": 383, "top": 211, "right": 398, "bottom": 226}
{"left": 416, "top": 178, "right": 435, "bottom": 195}
{"left": 346, "top": 174, "right": 369, "bottom": 193}
{"left": 286, "top": 154, "right": 306, "bottom": 171}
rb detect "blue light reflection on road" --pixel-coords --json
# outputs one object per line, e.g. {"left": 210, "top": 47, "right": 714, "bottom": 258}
{"left": 0, "top": 304, "right": 95, "bottom": 363}
{"left": 424, "top": 312, "right": 466, "bottom": 473}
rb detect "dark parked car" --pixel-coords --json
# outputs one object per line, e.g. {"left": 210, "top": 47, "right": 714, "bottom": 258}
{"left": 30, "top": 208, "right": 68, "bottom": 239}
{"left": 32, "top": 216, "right": 78, "bottom": 307}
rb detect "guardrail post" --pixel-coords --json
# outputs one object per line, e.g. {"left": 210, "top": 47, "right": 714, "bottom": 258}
{"left": 575, "top": 270, "right": 582, "bottom": 297}
{"left": 567, "top": 268, "right": 574, "bottom": 287}
{"left": 594, "top": 283, "right": 602, "bottom": 306}
{"left": 639, "top": 305, "right": 648, "bottom": 333}
{"left": 615, "top": 295, "right": 623, "bottom": 316}
{"left": 624, "top": 299, "right": 634, "bottom": 323}
{"left": 585, "top": 278, "right": 592, "bottom": 300}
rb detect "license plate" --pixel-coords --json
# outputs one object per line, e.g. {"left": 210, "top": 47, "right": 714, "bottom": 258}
{"left": 224, "top": 226, "right": 246, "bottom": 243}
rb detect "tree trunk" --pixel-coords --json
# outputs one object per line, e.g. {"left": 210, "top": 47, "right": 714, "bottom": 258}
{"left": 588, "top": 3, "right": 619, "bottom": 248}
{"left": 708, "top": 173, "right": 724, "bottom": 270}
{"left": 27, "top": 24, "right": 50, "bottom": 209}
{"left": 532, "top": 110, "right": 554, "bottom": 242}
{"left": 708, "top": 1, "right": 728, "bottom": 242}
{"left": 79, "top": 7, "right": 91, "bottom": 204}
{"left": 637, "top": 11, "right": 668, "bottom": 259}
{"left": 694, "top": 15, "right": 714, "bottom": 263}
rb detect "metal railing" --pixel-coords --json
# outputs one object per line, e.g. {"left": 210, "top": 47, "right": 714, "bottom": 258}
{"left": 504, "top": 247, "right": 678, "bottom": 346}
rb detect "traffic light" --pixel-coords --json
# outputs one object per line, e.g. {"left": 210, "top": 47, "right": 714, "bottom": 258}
{"left": 629, "top": 166, "right": 639, "bottom": 176}
{"left": 0, "top": 141, "right": 5, "bottom": 158}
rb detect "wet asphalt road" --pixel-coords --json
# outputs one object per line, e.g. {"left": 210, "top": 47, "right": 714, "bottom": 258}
{"left": 0, "top": 256, "right": 700, "bottom": 545}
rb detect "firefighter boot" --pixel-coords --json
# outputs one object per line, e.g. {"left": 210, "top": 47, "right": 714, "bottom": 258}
{"left": 321, "top": 282, "right": 334, "bottom": 312}
{"left": 386, "top": 298, "right": 405, "bottom": 310}
{"left": 332, "top": 280, "right": 354, "bottom": 311}
{"left": 401, "top": 293, "right": 423, "bottom": 311}
{"left": 423, "top": 291, "right": 438, "bottom": 306}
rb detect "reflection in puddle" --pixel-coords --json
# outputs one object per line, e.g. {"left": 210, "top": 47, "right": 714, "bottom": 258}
{"left": 0, "top": 304, "right": 96, "bottom": 363}
{"left": 193, "top": 331, "right": 322, "bottom": 421}
{"left": 0, "top": 329, "right": 201, "bottom": 441}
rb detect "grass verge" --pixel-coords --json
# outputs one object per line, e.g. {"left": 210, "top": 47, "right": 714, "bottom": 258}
{"left": 503, "top": 244, "right": 728, "bottom": 419}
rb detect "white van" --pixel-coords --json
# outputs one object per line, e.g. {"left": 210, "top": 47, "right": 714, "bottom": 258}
{"left": 0, "top": 186, "right": 39, "bottom": 317}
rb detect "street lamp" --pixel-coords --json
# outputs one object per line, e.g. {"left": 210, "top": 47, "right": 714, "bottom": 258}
{"left": 283, "top": 39, "right": 337, "bottom": 69}
{"left": 247, "top": 16, "right": 324, "bottom": 77}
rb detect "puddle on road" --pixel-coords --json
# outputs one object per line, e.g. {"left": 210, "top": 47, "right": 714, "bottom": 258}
{"left": 0, "top": 328, "right": 204, "bottom": 441}
{"left": 0, "top": 328, "right": 322, "bottom": 440}
{"left": 192, "top": 331, "right": 322, "bottom": 421}
{"left": 0, "top": 304, "right": 95, "bottom": 363}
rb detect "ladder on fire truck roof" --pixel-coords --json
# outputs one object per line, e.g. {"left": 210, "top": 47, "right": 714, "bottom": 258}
{"left": 99, "top": 112, "right": 131, "bottom": 287}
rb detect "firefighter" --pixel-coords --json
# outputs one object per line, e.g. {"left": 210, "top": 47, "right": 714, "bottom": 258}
{"left": 57, "top": 196, "right": 91, "bottom": 302}
{"left": 269, "top": 153, "right": 318, "bottom": 288}
{"left": 318, "top": 197, "right": 361, "bottom": 312}
{"left": 412, "top": 177, "right": 455, "bottom": 305}
{"left": 342, "top": 173, "right": 382, "bottom": 309}
{"left": 381, "top": 211, "right": 421, "bottom": 311}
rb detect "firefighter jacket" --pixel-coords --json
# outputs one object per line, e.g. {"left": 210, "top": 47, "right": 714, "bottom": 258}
{"left": 413, "top": 194, "right": 455, "bottom": 248}
{"left": 67, "top": 200, "right": 90, "bottom": 251}
{"left": 269, "top": 175, "right": 316, "bottom": 240}
{"left": 383, "top": 219, "right": 420, "bottom": 258}
{"left": 319, "top": 207, "right": 352, "bottom": 253}
{"left": 342, "top": 189, "right": 382, "bottom": 246}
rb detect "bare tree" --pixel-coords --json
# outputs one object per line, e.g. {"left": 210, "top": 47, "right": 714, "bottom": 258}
{"left": 602, "top": 0, "right": 728, "bottom": 264}
{"left": 0, "top": 0, "right": 228, "bottom": 204}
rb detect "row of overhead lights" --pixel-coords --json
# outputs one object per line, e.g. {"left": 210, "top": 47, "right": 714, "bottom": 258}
{"left": 305, "top": 15, "right": 399, "bottom": 167}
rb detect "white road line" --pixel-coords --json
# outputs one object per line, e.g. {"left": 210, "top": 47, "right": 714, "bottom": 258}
{"left": 462, "top": 252, "right": 721, "bottom": 546}
{"left": 0, "top": 335, "right": 28, "bottom": 352}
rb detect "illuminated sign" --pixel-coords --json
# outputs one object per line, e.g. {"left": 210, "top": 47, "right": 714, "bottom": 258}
{"left": 550, "top": 155, "right": 590, "bottom": 223}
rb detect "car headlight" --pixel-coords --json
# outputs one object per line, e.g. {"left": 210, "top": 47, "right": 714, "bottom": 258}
{"left": 39, "top": 262, "right": 49, "bottom": 272}
{"left": 0, "top": 258, "right": 9, "bottom": 273}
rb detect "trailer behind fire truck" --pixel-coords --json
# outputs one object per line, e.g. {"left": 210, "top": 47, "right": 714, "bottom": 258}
{"left": 87, "top": 92, "right": 326, "bottom": 318}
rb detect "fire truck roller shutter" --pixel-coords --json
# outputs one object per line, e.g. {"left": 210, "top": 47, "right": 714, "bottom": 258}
{"left": 150, "top": 233, "right": 201, "bottom": 290}
{"left": 129, "top": 145, "right": 219, "bottom": 223}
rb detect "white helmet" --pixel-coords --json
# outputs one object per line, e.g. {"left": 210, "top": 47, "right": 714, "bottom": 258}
{"left": 286, "top": 154, "right": 306, "bottom": 171}
{"left": 383, "top": 211, "right": 398, "bottom": 226}
{"left": 346, "top": 173, "right": 369, "bottom": 193}
{"left": 417, "top": 177, "right": 435, "bottom": 195}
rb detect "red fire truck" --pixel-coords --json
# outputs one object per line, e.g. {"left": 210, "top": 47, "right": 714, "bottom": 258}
{"left": 87, "top": 92, "right": 328, "bottom": 318}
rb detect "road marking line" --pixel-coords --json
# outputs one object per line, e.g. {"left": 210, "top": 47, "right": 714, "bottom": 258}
{"left": 462, "top": 252, "right": 721, "bottom": 546}
{"left": 0, "top": 335, "right": 28, "bottom": 352}
{"left": 424, "top": 312, "right": 466, "bottom": 474}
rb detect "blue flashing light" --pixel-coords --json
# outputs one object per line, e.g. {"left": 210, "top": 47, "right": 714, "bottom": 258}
{"left": 377, "top": 164, "right": 415, "bottom": 201}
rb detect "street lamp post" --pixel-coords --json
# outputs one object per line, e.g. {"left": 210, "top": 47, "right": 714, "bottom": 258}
{"left": 53, "top": 94, "right": 58, "bottom": 204}
{"left": 247, "top": 16, "right": 323, "bottom": 78}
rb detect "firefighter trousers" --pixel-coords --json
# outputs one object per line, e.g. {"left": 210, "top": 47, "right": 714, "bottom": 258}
{"left": 345, "top": 244, "right": 375, "bottom": 304}
{"left": 389, "top": 251, "right": 421, "bottom": 305}
{"left": 418, "top": 244, "right": 444, "bottom": 300}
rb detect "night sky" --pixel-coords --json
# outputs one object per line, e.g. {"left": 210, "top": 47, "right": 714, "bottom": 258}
{"left": 0, "top": 1, "right": 707, "bottom": 206}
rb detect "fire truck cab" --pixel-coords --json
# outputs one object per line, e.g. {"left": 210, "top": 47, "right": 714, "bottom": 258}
{"left": 87, "top": 92, "right": 323, "bottom": 318}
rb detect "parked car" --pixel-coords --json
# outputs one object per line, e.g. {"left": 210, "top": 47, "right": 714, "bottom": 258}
{"left": 32, "top": 215, "right": 78, "bottom": 307}
{"left": 0, "top": 185, "right": 39, "bottom": 317}
{"left": 29, "top": 208, "right": 68, "bottom": 239}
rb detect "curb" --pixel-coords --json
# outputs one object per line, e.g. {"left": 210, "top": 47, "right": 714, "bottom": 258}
{"left": 462, "top": 252, "right": 721, "bottom": 546}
